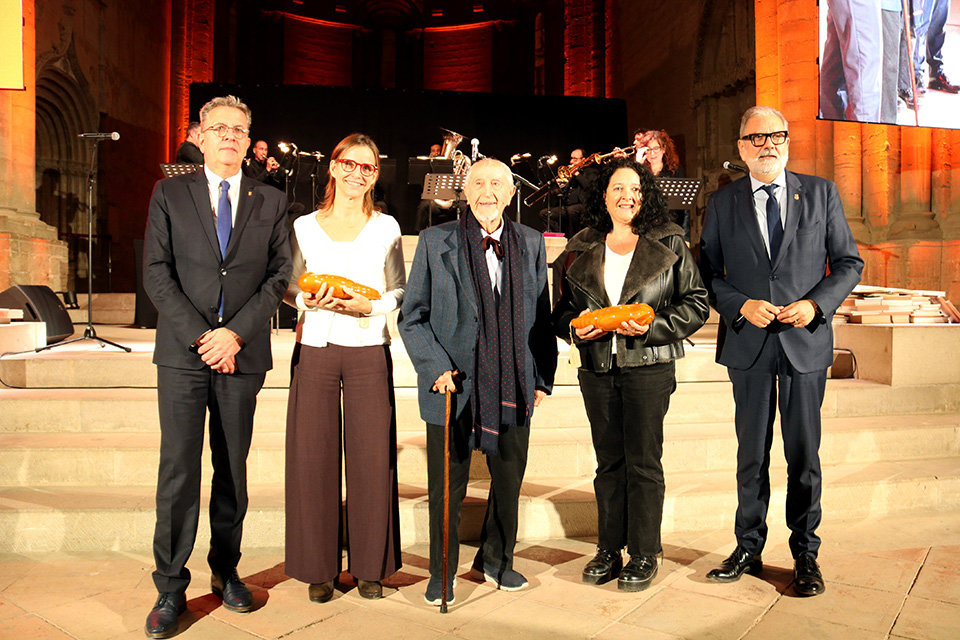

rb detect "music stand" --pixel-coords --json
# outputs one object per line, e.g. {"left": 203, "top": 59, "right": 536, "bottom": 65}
{"left": 421, "top": 174, "right": 466, "bottom": 227}
{"left": 160, "top": 163, "right": 201, "bottom": 179}
{"left": 656, "top": 176, "right": 702, "bottom": 210}
{"left": 37, "top": 141, "right": 133, "bottom": 353}
{"left": 408, "top": 158, "right": 453, "bottom": 185}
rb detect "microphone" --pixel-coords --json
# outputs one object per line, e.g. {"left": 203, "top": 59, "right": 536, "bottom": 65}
{"left": 78, "top": 132, "right": 120, "bottom": 141}
{"left": 471, "top": 138, "right": 479, "bottom": 163}
{"left": 509, "top": 152, "right": 531, "bottom": 166}
{"left": 723, "top": 161, "right": 747, "bottom": 173}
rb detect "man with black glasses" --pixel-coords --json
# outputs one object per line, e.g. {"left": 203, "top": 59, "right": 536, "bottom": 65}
{"left": 699, "top": 106, "right": 863, "bottom": 598}
{"left": 143, "top": 95, "right": 291, "bottom": 638}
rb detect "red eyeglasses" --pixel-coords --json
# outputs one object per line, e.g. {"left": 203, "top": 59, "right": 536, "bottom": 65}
{"left": 334, "top": 158, "right": 378, "bottom": 177}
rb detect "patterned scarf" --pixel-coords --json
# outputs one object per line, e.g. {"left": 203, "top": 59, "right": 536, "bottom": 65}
{"left": 460, "top": 211, "right": 527, "bottom": 455}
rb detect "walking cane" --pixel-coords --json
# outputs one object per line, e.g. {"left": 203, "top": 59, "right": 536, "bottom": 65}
{"left": 441, "top": 389, "right": 452, "bottom": 613}
{"left": 902, "top": 0, "right": 921, "bottom": 127}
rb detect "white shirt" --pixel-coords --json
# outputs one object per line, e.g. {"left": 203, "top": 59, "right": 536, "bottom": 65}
{"left": 293, "top": 211, "right": 405, "bottom": 348}
{"left": 604, "top": 244, "right": 634, "bottom": 356}
{"left": 480, "top": 223, "right": 504, "bottom": 294}
{"left": 749, "top": 171, "right": 787, "bottom": 259}
{"left": 203, "top": 166, "right": 242, "bottom": 226}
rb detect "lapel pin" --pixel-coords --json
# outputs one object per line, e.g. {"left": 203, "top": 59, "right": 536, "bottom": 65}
{"left": 247, "top": 190, "right": 253, "bottom": 197}
{"left": 793, "top": 194, "right": 799, "bottom": 200}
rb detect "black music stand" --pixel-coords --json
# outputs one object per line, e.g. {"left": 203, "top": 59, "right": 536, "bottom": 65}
{"left": 656, "top": 176, "right": 702, "bottom": 210}
{"left": 421, "top": 174, "right": 466, "bottom": 226}
{"left": 408, "top": 158, "right": 453, "bottom": 185}
{"left": 160, "top": 163, "right": 201, "bottom": 179}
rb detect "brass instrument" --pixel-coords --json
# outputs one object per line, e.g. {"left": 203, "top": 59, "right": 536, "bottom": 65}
{"left": 440, "top": 128, "right": 471, "bottom": 175}
{"left": 556, "top": 144, "right": 637, "bottom": 185}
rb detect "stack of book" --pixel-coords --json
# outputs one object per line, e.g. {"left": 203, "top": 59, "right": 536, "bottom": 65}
{"left": 833, "top": 286, "right": 960, "bottom": 324}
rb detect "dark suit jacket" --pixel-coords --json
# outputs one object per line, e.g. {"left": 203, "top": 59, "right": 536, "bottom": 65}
{"left": 398, "top": 216, "right": 558, "bottom": 425}
{"left": 144, "top": 169, "right": 292, "bottom": 373}
{"left": 175, "top": 141, "right": 203, "bottom": 164}
{"left": 699, "top": 171, "right": 863, "bottom": 373}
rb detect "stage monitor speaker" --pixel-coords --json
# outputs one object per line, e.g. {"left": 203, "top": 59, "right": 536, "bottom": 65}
{"left": 0, "top": 285, "right": 74, "bottom": 345}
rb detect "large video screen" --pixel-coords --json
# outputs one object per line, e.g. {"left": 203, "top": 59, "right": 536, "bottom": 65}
{"left": 818, "top": 0, "right": 960, "bottom": 128}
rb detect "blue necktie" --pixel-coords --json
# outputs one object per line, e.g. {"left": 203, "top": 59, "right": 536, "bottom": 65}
{"left": 760, "top": 184, "right": 783, "bottom": 262}
{"left": 217, "top": 180, "right": 232, "bottom": 317}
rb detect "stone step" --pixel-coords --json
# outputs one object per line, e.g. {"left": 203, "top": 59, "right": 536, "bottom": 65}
{"left": 2, "top": 380, "right": 958, "bottom": 435}
{"left": 1, "top": 456, "right": 957, "bottom": 553}
{"left": 0, "top": 414, "right": 956, "bottom": 487}
{"left": 0, "top": 334, "right": 732, "bottom": 388}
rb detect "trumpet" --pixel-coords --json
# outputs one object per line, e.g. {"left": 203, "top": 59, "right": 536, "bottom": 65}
{"left": 556, "top": 144, "right": 638, "bottom": 185}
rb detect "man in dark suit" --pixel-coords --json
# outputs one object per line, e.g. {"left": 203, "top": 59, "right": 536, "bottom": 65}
{"left": 399, "top": 158, "right": 557, "bottom": 605}
{"left": 174, "top": 122, "right": 203, "bottom": 164}
{"left": 143, "top": 95, "right": 291, "bottom": 638}
{"left": 699, "top": 106, "right": 863, "bottom": 597}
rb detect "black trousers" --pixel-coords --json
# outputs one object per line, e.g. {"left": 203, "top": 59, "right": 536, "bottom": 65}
{"left": 578, "top": 361, "right": 676, "bottom": 556}
{"left": 426, "top": 401, "right": 529, "bottom": 579}
{"left": 152, "top": 365, "right": 265, "bottom": 594}
{"left": 728, "top": 335, "right": 827, "bottom": 559}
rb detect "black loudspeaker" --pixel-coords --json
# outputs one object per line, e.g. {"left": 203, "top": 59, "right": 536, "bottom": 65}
{"left": 0, "top": 285, "right": 75, "bottom": 345}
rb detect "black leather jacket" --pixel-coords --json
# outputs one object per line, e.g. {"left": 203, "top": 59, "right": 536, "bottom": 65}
{"left": 552, "top": 222, "right": 709, "bottom": 373}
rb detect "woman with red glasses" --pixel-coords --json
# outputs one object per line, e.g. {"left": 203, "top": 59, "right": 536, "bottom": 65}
{"left": 283, "top": 133, "right": 405, "bottom": 603}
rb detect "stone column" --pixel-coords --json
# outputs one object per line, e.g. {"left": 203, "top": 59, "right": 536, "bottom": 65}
{"left": 0, "top": 0, "right": 67, "bottom": 291}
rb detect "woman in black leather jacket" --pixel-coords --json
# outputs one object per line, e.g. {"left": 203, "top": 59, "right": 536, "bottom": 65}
{"left": 552, "top": 157, "right": 708, "bottom": 592}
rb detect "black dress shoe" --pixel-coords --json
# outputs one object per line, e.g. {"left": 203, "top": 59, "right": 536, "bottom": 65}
{"left": 793, "top": 553, "right": 826, "bottom": 596}
{"left": 617, "top": 555, "right": 658, "bottom": 592}
{"left": 929, "top": 70, "right": 960, "bottom": 93}
{"left": 357, "top": 579, "right": 383, "bottom": 600}
{"left": 145, "top": 592, "right": 186, "bottom": 639}
{"left": 308, "top": 580, "right": 335, "bottom": 603}
{"left": 211, "top": 569, "right": 254, "bottom": 612}
{"left": 706, "top": 546, "right": 762, "bottom": 583}
{"left": 898, "top": 88, "right": 917, "bottom": 110}
{"left": 582, "top": 548, "right": 623, "bottom": 585}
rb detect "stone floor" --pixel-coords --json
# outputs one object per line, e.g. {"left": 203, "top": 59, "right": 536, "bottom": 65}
{"left": 1, "top": 509, "right": 958, "bottom": 640}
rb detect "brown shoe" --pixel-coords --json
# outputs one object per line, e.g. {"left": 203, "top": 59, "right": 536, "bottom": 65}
{"left": 357, "top": 579, "right": 382, "bottom": 600}
{"left": 308, "top": 580, "right": 335, "bottom": 603}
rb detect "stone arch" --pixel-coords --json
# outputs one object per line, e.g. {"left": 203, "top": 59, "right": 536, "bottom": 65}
{"left": 691, "top": 0, "right": 756, "bottom": 241}
{"left": 35, "top": 39, "right": 98, "bottom": 290}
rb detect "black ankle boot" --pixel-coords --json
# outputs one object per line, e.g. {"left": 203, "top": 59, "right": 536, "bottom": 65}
{"left": 582, "top": 548, "right": 623, "bottom": 585}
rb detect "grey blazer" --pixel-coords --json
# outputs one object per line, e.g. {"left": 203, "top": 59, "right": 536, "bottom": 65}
{"left": 398, "top": 217, "right": 557, "bottom": 425}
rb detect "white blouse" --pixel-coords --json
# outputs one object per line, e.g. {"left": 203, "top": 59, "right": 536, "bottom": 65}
{"left": 292, "top": 210, "right": 405, "bottom": 348}
{"left": 604, "top": 244, "right": 634, "bottom": 356}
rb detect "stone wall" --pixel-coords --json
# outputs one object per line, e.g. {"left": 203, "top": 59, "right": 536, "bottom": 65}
{"left": 0, "top": 0, "right": 68, "bottom": 292}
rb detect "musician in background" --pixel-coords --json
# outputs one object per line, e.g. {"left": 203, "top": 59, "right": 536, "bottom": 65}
{"left": 637, "top": 129, "right": 689, "bottom": 239}
{"left": 429, "top": 143, "right": 443, "bottom": 157}
{"left": 174, "top": 122, "right": 203, "bottom": 164}
{"left": 243, "top": 139, "right": 283, "bottom": 188}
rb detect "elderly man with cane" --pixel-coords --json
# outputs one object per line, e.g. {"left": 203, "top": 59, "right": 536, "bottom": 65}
{"left": 399, "top": 158, "right": 557, "bottom": 607}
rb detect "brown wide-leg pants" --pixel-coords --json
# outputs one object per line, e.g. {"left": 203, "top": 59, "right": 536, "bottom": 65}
{"left": 284, "top": 343, "right": 401, "bottom": 583}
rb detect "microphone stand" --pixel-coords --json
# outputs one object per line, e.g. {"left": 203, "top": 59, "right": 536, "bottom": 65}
{"left": 511, "top": 172, "right": 538, "bottom": 225}
{"left": 37, "top": 138, "right": 130, "bottom": 352}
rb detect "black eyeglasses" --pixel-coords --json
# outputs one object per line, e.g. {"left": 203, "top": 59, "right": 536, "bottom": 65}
{"left": 203, "top": 123, "right": 250, "bottom": 138}
{"left": 335, "top": 158, "right": 378, "bottom": 177}
{"left": 739, "top": 131, "right": 788, "bottom": 147}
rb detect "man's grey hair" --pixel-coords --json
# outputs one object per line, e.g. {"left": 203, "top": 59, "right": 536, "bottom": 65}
{"left": 186, "top": 121, "right": 201, "bottom": 136}
{"left": 465, "top": 157, "right": 514, "bottom": 186}
{"left": 199, "top": 95, "right": 252, "bottom": 129}
{"left": 739, "top": 106, "right": 788, "bottom": 136}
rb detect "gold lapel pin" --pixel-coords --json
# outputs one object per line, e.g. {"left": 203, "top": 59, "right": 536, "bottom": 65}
{"left": 793, "top": 194, "right": 799, "bottom": 200}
